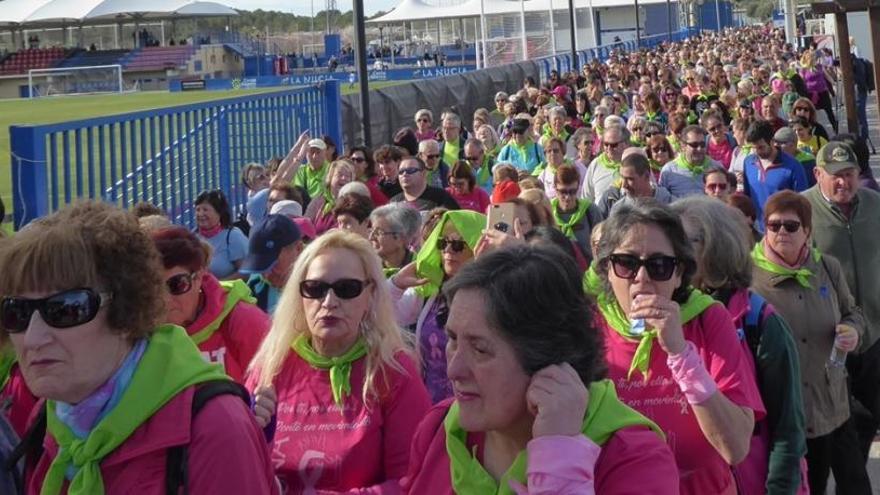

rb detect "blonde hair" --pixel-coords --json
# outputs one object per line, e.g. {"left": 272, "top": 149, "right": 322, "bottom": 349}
{"left": 324, "top": 160, "right": 357, "bottom": 192}
{"left": 249, "top": 230, "right": 412, "bottom": 404}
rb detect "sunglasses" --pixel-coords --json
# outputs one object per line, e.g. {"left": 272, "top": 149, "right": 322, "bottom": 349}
{"left": 299, "top": 279, "right": 370, "bottom": 300}
{"left": 438, "top": 238, "right": 468, "bottom": 253}
{"left": 609, "top": 254, "right": 679, "bottom": 281}
{"left": 465, "top": 155, "right": 482, "bottom": 161}
{"left": 707, "top": 126, "right": 722, "bottom": 133}
{"left": 556, "top": 187, "right": 579, "bottom": 196}
{"left": 603, "top": 141, "right": 622, "bottom": 148}
{"left": 425, "top": 154, "right": 440, "bottom": 159}
{"left": 166, "top": 272, "right": 197, "bottom": 296}
{"left": 651, "top": 146, "right": 669, "bottom": 153}
{"left": 398, "top": 167, "right": 422, "bottom": 176}
{"left": 1, "top": 288, "right": 111, "bottom": 333}
{"left": 766, "top": 220, "right": 801, "bottom": 233}
{"left": 350, "top": 156, "right": 366, "bottom": 163}
{"left": 685, "top": 141, "right": 706, "bottom": 149}
{"left": 418, "top": 118, "right": 431, "bottom": 122}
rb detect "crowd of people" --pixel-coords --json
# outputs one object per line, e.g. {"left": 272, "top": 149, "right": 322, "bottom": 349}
{"left": 0, "top": 24, "right": 879, "bottom": 495}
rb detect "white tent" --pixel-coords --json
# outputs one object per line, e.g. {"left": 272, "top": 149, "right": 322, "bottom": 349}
{"left": 0, "top": 0, "right": 237, "bottom": 25}
{"left": 369, "top": 0, "right": 673, "bottom": 23}
{"left": 83, "top": 0, "right": 237, "bottom": 21}
{"left": 0, "top": 0, "right": 55, "bottom": 26}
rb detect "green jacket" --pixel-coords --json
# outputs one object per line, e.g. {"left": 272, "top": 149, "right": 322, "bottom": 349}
{"left": 803, "top": 186, "right": 880, "bottom": 350}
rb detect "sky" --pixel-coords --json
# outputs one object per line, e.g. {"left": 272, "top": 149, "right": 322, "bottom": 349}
{"left": 225, "top": 0, "right": 399, "bottom": 17}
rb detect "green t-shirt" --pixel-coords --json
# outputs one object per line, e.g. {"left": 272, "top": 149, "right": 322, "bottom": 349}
{"left": 442, "top": 140, "right": 459, "bottom": 168}
{"left": 293, "top": 160, "right": 330, "bottom": 199}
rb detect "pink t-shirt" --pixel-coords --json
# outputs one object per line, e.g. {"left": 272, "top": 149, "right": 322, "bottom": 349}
{"left": 248, "top": 350, "right": 431, "bottom": 494}
{"left": 707, "top": 138, "right": 735, "bottom": 170}
{"left": 401, "top": 400, "right": 680, "bottom": 494}
{"left": 599, "top": 303, "right": 766, "bottom": 495}
{"left": 446, "top": 186, "right": 491, "bottom": 213}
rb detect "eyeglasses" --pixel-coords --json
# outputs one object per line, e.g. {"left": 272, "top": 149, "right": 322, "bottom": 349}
{"left": 603, "top": 141, "right": 622, "bottom": 148}
{"left": 398, "top": 167, "right": 422, "bottom": 176}
{"left": 438, "top": 238, "right": 468, "bottom": 253}
{"left": 651, "top": 146, "right": 669, "bottom": 153}
{"left": 350, "top": 156, "right": 366, "bottom": 163}
{"left": 685, "top": 141, "right": 706, "bottom": 149}
{"left": 368, "top": 228, "right": 399, "bottom": 239}
{"left": 1, "top": 288, "right": 112, "bottom": 333}
{"left": 299, "top": 279, "right": 370, "bottom": 300}
{"left": 766, "top": 220, "right": 801, "bottom": 233}
{"left": 425, "top": 154, "right": 440, "bottom": 160}
{"left": 545, "top": 148, "right": 562, "bottom": 154}
{"left": 608, "top": 254, "right": 679, "bottom": 281}
{"left": 793, "top": 107, "right": 809, "bottom": 112}
{"left": 707, "top": 126, "right": 722, "bottom": 133}
{"left": 418, "top": 118, "right": 431, "bottom": 122}
{"left": 556, "top": 187, "right": 579, "bottom": 196}
{"left": 464, "top": 155, "right": 482, "bottom": 161}
{"left": 706, "top": 183, "right": 728, "bottom": 192}
{"left": 166, "top": 272, "right": 197, "bottom": 296}
{"left": 645, "top": 131, "right": 659, "bottom": 138}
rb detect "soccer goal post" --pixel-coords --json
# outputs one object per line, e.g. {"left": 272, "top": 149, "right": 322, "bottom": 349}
{"left": 27, "top": 64, "right": 124, "bottom": 98}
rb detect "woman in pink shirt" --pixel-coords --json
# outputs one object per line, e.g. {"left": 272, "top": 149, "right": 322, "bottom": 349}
{"left": 248, "top": 230, "right": 431, "bottom": 493}
{"left": 414, "top": 108, "right": 436, "bottom": 142}
{"left": 589, "top": 201, "right": 765, "bottom": 495}
{"left": 704, "top": 113, "right": 735, "bottom": 170}
{"left": 402, "top": 245, "right": 679, "bottom": 494}
{"left": 446, "top": 160, "right": 491, "bottom": 213}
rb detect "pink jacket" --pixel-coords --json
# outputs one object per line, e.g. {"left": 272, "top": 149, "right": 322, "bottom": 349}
{"left": 401, "top": 400, "right": 679, "bottom": 494}
{"left": 25, "top": 386, "right": 279, "bottom": 494}
{"left": 187, "top": 274, "right": 270, "bottom": 383}
{"left": 0, "top": 363, "right": 39, "bottom": 437}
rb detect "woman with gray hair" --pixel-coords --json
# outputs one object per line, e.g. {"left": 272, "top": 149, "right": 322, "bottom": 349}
{"left": 369, "top": 203, "right": 422, "bottom": 278}
{"left": 414, "top": 108, "right": 435, "bottom": 142}
{"left": 671, "top": 196, "right": 807, "bottom": 494}
{"left": 590, "top": 201, "right": 764, "bottom": 494}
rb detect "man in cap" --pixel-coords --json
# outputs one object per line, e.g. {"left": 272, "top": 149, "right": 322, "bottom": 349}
{"left": 803, "top": 142, "right": 880, "bottom": 462}
{"left": 292, "top": 138, "right": 331, "bottom": 199}
{"left": 773, "top": 126, "right": 816, "bottom": 187}
{"left": 241, "top": 214, "right": 304, "bottom": 315}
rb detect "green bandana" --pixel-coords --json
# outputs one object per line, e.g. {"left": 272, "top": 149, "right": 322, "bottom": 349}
{"left": 476, "top": 157, "right": 493, "bottom": 189}
{"left": 511, "top": 139, "right": 535, "bottom": 164}
{"left": 444, "top": 379, "right": 663, "bottom": 495}
{"left": 551, "top": 198, "right": 590, "bottom": 239}
{"left": 0, "top": 345, "right": 15, "bottom": 391}
{"left": 596, "top": 288, "right": 717, "bottom": 380}
{"left": 414, "top": 210, "right": 486, "bottom": 298}
{"left": 190, "top": 280, "right": 257, "bottom": 345}
{"left": 751, "top": 242, "right": 821, "bottom": 289}
{"left": 597, "top": 153, "right": 621, "bottom": 172}
{"left": 42, "top": 325, "right": 229, "bottom": 495}
{"left": 542, "top": 126, "right": 570, "bottom": 143}
{"left": 582, "top": 264, "right": 602, "bottom": 296}
{"left": 291, "top": 334, "right": 367, "bottom": 407}
{"left": 675, "top": 155, "right": 710, "bottom": 176}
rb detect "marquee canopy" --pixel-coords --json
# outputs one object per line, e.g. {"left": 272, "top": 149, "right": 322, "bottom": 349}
{"left": 368, "top": 0, "right": 673, "bottom": 23}
{"left": 0, "top": 0, "right": 237, "bottom": 27}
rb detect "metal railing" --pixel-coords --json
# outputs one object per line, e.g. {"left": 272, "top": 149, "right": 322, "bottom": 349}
{"left": 10, "top": 81, "right": 343, "bottom": 229}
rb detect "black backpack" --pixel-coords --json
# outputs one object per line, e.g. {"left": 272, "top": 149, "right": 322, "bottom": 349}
{"left": 4, "top": 380, "right": 250, "bottom": 495}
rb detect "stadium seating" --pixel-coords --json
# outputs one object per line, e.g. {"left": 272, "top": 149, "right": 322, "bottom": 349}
{"left": 56, "top": 49, "right": 131, "bottom": 69}
{"left": 123, "top": 45, "right": 197, "bottom": 72}
{"left": 0, "top": 48, "right": 66, "bottom": 76}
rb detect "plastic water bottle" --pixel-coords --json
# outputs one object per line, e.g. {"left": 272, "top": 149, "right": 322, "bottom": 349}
{"left": 828, "top": 337, "right": 847, "bottom": 368}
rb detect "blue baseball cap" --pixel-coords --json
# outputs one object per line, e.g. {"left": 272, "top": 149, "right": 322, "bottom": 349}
{"left": 240, "top": 214, "right": 301, "bottom": 274}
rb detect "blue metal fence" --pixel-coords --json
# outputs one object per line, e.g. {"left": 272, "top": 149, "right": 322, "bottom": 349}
{"left": 10, "top": 81, "right": 343, "bottom": 229}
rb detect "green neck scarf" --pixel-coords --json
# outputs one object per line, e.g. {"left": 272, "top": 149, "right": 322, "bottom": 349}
{"left": 42, "top": 325, "right": 229, "bottom": 495}
{"left": 511, "top": 139, "right": 535, "bottom": 163}
{"left": 291, "top": 334, "right": 367, "bottom": 407}
{"left": 190, "top": 279, "right": 256, "bottom": 345}
{"left": 0, "top": 345, "right": 16, "bottom": 391}
{"left": 476, "top": 157, "right": 493, "bottom": 188}
{"left": 551, "top": 198, "right": 590, "bottom": 239}
{"left": 321, "top": 190, "right": 337, "bottom": 216}
{"left": 597, "top": 153, "right": 621, "bottom": 172}
{"left": 444, "top": 379, "right": 663, "bottom": 495}
{"left": 582, "top": 264, "right": 602, "bottom": 296}
{"left": 751, "top": 242, "right": 821, "bottom": 289}
{"left": 543, "top": 126, "right": 570, "bottom": 143}
{"left": 596, "top": 289, "right": 717, "bottom": 380}
{"left": 675, "top": 154, "right": 709, "bottom": 176}
{"left": 414, "top": 210, "right": 486, "bottom": 298}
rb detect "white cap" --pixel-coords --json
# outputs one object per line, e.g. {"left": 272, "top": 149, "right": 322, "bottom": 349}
{"left": 307, "top": 138, "right": 327, "bottom": 150}
{"left": 269, "top": 200, "right": 303, "bottom": 218}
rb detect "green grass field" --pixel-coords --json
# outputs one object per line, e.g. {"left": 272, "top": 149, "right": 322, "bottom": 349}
{"left": 0, "top": 80, "right": 403, "bottom": 227}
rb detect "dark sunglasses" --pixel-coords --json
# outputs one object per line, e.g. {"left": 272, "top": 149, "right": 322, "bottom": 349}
{"left": 438, "top": 238, "right": 468, "bottom": 253}
{"left": 398, "top": 167, "right": 422, "bottom": 176}
{"left": 706, "top": 183, "right": 728, "bottom": 192}
{"left": 166, "top": 272, "right": 197, "bottom": 296}
{"left": 766, "top": 220, "right": 801, "bottom": 233}
{"left": 603, "top": 141, "right": 622, "bottom": 148}
{"left": 685, "top": 141, "right": 706, "bottom": 149}
{"left": 651, "top": 146, "right": 669, "bottom": 153}
{"left": 299, "top": 279, "right": 370, "bottom": 300}
{"left": 1, "top": 288, "right": 111, "bottom": 333}
{"left": 609, "top": 254, "right": 679, "bottom": 281}
{"left": 350, "top": 156, "right": 366, "bottom": 163}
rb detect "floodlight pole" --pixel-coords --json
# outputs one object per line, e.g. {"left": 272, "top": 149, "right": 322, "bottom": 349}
{"left": 568, "top": 0, "right": 578, "bottom": 71}
{"left": 353, "top": 0, "right": 372, "bottom": 147}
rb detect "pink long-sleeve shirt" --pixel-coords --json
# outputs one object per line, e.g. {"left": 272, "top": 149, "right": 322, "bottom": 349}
{"left": 401, "top": 400, "right": 680, "bottom": 494}
{"left": 249, "top": 350, "right": 430, "bottom": 494}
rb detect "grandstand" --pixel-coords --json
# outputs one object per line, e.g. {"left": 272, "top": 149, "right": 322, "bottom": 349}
{"left": 0, "top": 48, "right": 67, "bottom": 76}
{"left": 56, "top": 49, "right": 131, "bottom": 69}
{"left": 123, "top": 45, "right": 198, "bottom": 72}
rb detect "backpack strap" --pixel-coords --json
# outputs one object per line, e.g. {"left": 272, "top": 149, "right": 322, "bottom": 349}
{"left": 164, "top": 380, "right": 250, "bottom": 495}
{"left": 744, "top": 291, "right": 767, "bottom": 357}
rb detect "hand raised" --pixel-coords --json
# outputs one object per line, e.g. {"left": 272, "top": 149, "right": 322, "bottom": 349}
{"left": 527, "top": 363, "right": 589, "bottom": 438}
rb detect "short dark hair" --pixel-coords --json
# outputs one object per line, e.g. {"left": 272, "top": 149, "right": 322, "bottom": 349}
{"left": 444, "top": 244, "right": 607, "bottom": 385}
{"left": 596, "top": 201, "right": 697, "bottom": 304}
{"left": 621, "top": 153, "right": 651, "bottom": 176}
{"left": 348, "top": 145, "right": 375, "bottom": 178}
{"left": 333, "top": 193, "right": 375, "bottom": 223}
{"left": 746, "top": 119, "right": 774, "bottom": 145}
{"left": 401, "top": 156, "right": 426, "bottom": 171}
{"left": 450, "top": 160, "right": 476, "bottom": 190}
{"left": 269, "top": 184, "right": 304, "bottom": 205}
{"left": 132, "top": 201, "right": 164, "bottom": 219}
{"left": 393, "top": 127, "right": 419, "bottom": 156}
{"left": 374, "top": 145, "right": 403, "bottom": 164}
{"left": 525, "top": 225, "right": 580, "bottom": 263}
{"left": 764, "top": 190, "right": 812, "bottom": 232}
{"left": 194, "top": 189, "right": 232, "bottom": 228}
{"left": 554, "top": 165, "right": 581, "bottom": 186}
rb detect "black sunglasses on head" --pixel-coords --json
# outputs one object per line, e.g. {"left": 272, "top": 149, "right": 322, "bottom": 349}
{"left": 609, "top": 254, "right": 679, "bottom": 281}
{"left": 299, "top": 279, "right": 370, "bottom": 300}
{"left": 1, "top": 288, "right": 111, "bottom": 333}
